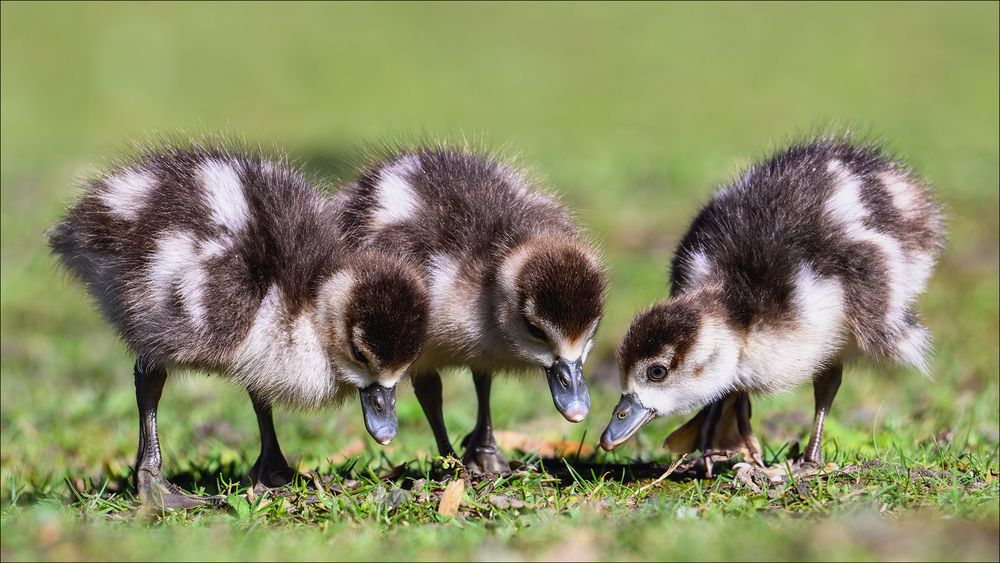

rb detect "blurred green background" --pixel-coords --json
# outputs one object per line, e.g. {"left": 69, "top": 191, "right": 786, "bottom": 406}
{"left": 2, "top": 2, "right": 998, "bottom": 561}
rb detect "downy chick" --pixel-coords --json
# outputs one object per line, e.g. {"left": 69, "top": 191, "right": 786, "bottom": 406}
{"left": 49, "top": 145, "right": 429, "bottom": 508}
{"left": 601, "top": 138, "right": 944, "bottom": 476}
{"left": 334, "top": 146, "right": 607, "bottom": 472}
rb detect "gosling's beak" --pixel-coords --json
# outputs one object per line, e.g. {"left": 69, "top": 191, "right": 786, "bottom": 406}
{"left": 359, "top": 383, "right": 397, "bottom": 445}
{"left": 544, "top": 357, "right": 590, "bottom": 422}
{"left": 600, "top": 393, "right": 655, "bottom": 451}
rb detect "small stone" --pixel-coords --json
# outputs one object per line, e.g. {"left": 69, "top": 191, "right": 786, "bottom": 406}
{"left": 675, "top": 506, "right": 698, "bottom": 519}
{"left": 489, "top": 494, "right": 511, "bottom": 509}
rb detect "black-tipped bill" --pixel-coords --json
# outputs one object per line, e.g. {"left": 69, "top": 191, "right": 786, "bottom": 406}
{"left": 359, "top": 384, "right": 397, "bottom": 445}
{"left": 545, "top": 357, "right": 591, "bottom": 423}
{"left": 600, "top": 393, "right": 655, "bottom": 451}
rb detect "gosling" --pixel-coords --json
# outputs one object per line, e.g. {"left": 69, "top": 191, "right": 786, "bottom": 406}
{"left": 49, "top": 145, "right": 429, "bottom": 508}
{"left": 601, "top": 138, "right": 944, "bottom": 477}
{"left": 334, "top": 146, "right": 608, "bottom": 473}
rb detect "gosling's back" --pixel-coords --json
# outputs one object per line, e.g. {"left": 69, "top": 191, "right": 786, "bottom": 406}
{"left": 49, "top": 147, "right": 343, "bottom": 370}
{"left": 670, "top": 139, "right": 944, "bottom": 372}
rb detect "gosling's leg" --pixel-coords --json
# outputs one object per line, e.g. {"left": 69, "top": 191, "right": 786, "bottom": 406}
{"left": 246, "top": 392, "right": 297, "bottom": 489}
{"left": 755, "top": 363, "right": 843, "bottom": 481}
{"left": 696, "top": 399, "right": 726, "bottom": 478}
{"left": 134, "top": 357, "right": 224, "bottom": 509}
{"left": 666, "top": 393, "right": 766, "bottom": 480}
{"left": 413, "top": 371, "right": 456, "bottom": 457}
{"left": 802, "top": 362, "right": 843, "bottom": 467}
{"left": 460, "top": 370, "right": 510, "bottom": 474}
{"left": 734, "top": 392, "right": 765, "bottom": 468}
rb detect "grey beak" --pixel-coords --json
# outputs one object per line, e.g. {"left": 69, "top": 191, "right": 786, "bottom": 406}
{"left": 544, "top": 357, "right": 590, "bottom": 422}
{"left": 359, "top": 384, "right": 397, "bottom": 445}
{"left": 600, "top": 393, "right": 655, "bottom": 451}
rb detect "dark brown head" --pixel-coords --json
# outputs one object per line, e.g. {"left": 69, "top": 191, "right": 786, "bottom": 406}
{"left": 601, "top": 291, "right": 740, "bottom": 450}
{"left": 496, "top": 236, "right": 607, "bottom": 422}
{"left": 316, "top": 250, "right": 429, "bottom": 444}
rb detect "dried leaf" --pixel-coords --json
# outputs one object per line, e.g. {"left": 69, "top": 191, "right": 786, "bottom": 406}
{"left": 494, "top": 430, "right": 594, "bottom": 457}
{"left": 437, "top": 478, "right": 465, "bottom": 517}
{"left": 326, "top": 439, "right": 365, "bottom": 464}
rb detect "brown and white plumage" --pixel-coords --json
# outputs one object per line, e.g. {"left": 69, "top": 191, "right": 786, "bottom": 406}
{"left": 334, "top": 146, "right": 608, "bottom": 472}
{"left": 49, "top": 144, "right": 429, "bottom": 506}
{"left": 601, "top": 138, "right": 944, "bottom": 475}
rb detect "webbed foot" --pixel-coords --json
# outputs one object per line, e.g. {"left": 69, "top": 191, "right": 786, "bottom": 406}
{"left": 462, "top": 445, "right": 511, "bottom": 474}
{"left": 461, "top": 432, "right": 511, "bottom": 474}
{"left": 137, "top": 467, "right": 225, "bottom": 510}
{"left": 737, "top": 457, "right": 838, "bottom": 483}
{"left": 667, "top": 392, "right": 764, "bottom": 478}
{"left": 246, "top": 455, "right": 301, "bottom": 491}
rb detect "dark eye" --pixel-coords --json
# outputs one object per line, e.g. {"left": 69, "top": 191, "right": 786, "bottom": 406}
{"left": 647, "top": 364, "right": 668, "bottom": 382}
{"left": 350, "top": 342, "right": 367, "bottom": 365}
{"left": 524, "top": 318, "right": 547, "bottom": 341}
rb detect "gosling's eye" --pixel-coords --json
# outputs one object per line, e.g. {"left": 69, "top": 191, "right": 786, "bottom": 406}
{"left": 525, "top": 318, "right": 547, "bottom": 342}
{"left": 350, "top": 342, "right": 367, "bottom": 365}
{"left": 647, "top": 364, "right": 668, "bottom": 382}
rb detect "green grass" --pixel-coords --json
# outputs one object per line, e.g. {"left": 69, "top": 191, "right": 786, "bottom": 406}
{"left": 2, "top": 2, "right": 998, "bottom": 561}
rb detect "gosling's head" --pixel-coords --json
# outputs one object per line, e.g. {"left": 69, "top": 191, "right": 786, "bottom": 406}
{"left": 600, "top": 291, "right": 739, "bottom": 450}
{"left": 496, "top": 236, "right": 607, "bottom": 422}
{"left": 319, "top": 250, "right": 429, "bottom": 444}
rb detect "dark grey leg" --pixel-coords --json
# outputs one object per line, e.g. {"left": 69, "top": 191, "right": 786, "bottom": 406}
{"left": 413, "top": 371, "right": 456, "bottom": 457}
{"left": 734, "top": 392, "right": 765, "bottom": 467}
{"left": 246, "top": 392, "right": 296, "bottom": 488}
{"left": 802, "top": 363, "right": 843, "bottom": 466}
{"left": 133, "top": 357, "right": 223, "bottom": 509}
{"left": 460, "top": 371, "right": 510, "bottom": 474}
{"left": 696, "top": 399, "right": 725, "bottom": 478}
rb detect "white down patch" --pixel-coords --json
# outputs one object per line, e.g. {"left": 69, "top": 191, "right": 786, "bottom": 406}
{"left": 686, "top": 249, "right": 714, "bottom": 286}
{"left": 426, "top": 253, "right": 485, "bottom": 354}
{"left": 100, "top": 169, "right": 157, "bottom": 220}
{"left": 197, "top": 159, "right": 250, "bottom": 233}
{"left": 554, "top": 329, "right": 596, "bottom": 365}
{"left": 825, "top": 161, "right": 937, "bottom": 370}
{"left": 147, "top": 231, "right": 208, "bottom": 329}
{"left": 825, "top": 160, "right": 914, "bottom": 338}
{"left": 879, "top": 171, "right": 921, "bottom": 219}
{"left": 232, "top": 285, "right": 335, "bottom": 408}
{"left": 740, "top": 266, "right": 847, "bottom": 394}
{"left": 372, "top": 155, "right": 420, "bottom": 228}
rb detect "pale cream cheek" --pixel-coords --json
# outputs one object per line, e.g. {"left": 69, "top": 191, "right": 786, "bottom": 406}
{"left": 379, "top": 369, "right": 407, "bottom": 389}
{"left": 332, "top": 355, "right": 375, "bottom": 389}
{"left": 522, "top": 342, "right": 555, "bottom": 367}
{"left": 633, "top": 378, "right": 715, "bottom": 417}
{"left": 636, "top": 386, "right": 676, "bottom": 416}
{"left": 641, "top": 321, "right": 743, "bottom": 415}
{"left": 630, "top": 359, "right": 737, "bottom": 417}
{"left": 504, "top": 317, "right": 556, "bottom": 366}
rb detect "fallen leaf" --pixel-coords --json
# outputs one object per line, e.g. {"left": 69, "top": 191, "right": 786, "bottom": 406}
{"left": 326, "top": 439, "right": 365, "bottom": 464}
{"left": 494, "top": 430, "right": 594, "bottom": 457}
{"left": 438, "top": 478, "right": 465, "bottom": 517}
